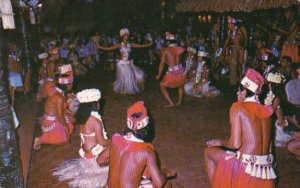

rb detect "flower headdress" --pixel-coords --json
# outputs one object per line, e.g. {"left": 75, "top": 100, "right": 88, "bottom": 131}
{"left": 76, "top": 88, "right": 101, "bottom": 103}
{"left": 267, "top": 72, "right": 286, "bottom": 84}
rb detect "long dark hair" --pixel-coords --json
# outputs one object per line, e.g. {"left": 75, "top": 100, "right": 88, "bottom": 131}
{"left": 75, "top": 102, "right": 98, "bottom": 125}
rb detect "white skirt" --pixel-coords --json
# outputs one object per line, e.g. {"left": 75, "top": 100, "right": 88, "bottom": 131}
{"left": 275, "top": 120, "right": 293, "bottom": 147}
{"left": 52, "top": 157, "right": 109, "bottom": 188}
{"left": 9, "top": 72, "right": 23, "bottom": 88}
{"left": 184, "top": 80, "right": 220, "bottom": 98}
{"left": 113, "top": 59, "right": 145, "bottom": 94}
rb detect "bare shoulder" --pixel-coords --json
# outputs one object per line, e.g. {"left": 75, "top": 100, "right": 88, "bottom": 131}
{"left": 93, "top": 116, "right": 103, "bottom": 127}
{"left": 143, "top": 147, "right": 156, "bottom": 158}
{"left": 231, "top": 101, "right": 241, "bottom": 108}
{"left": 230, "top": 102, "right": 245, "bottom": 113}
{"left": 52, "top": 92, "right": 63, "bottom": 102}
{"left": 161, "top": 48, "right": 168, "bottom": 54}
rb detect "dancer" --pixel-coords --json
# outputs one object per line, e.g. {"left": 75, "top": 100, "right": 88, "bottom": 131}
{"left": 287, "top": 131, "right": 300, "bottom": 160}
{"left": 49, "top": 40, "right": 60, "bottom": 61}
{"left": 68, "top": 45, "right": 88, "bottom": 76}
{"left": 224, "top": 17, "right": 247, "bottom": 86}
{"left": 184, "top": 47, "right": 197, "bottom": 79}
{"left": 97, "top": 101, "right": 173, "bottom": 188}
{"left": 40, "top": 53, "right": 57, "bottom": 98}
{"left": 204, "top": 69, "right": 276, "bottom": 188}
{"left": 53, "top": 88, "right": 109, "bottom": 188}
{"left": 156, "top": 32, "right": 186, "bottom": 107}
{"left": 34, "top": 72, "right": 74, "bottom": 150}
{"left": 36, "top": 52, "right": 49, "bottom": 102}
{"left": 184, "top": 50, "right": 220, "bottom": 98}
{"left": 286, "top": 68, "right": 300, "bottom": 160}
{"left": 265, "top": 72, "right": 294, "bottom": 147}
{"left": 8, "top": 46, "right": 24, "bottom": 92}
{"left": 97, "top": 28, "right": 152, "bottom": 94}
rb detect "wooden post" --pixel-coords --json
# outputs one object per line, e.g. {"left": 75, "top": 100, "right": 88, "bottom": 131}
{"left": 220, "top": 15, "right": 226, "bottom": 47}
{"left": 19, "top": 10, "right": 32, "bottom": 93}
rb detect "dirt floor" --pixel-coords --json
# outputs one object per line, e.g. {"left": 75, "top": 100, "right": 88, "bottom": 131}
{"left": 16, "top": 65, "right": 300, "bottom": 188}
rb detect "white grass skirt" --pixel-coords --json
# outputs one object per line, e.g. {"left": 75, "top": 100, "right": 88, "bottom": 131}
{"left": 184, "top": 81, "right": 220, "bottom": 98}
{"left": 52, "top": 157, "right": 109, "bottom": 188}
{"left": 113, "top": 60, "right": 145, "bottom": 94}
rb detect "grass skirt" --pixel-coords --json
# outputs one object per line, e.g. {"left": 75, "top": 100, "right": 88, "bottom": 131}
{"left": 113, "top": 60, "right": 145, "bottom": 94}
{"left": 184, "top": 81, "right": 220, "bottom": 98}
{"left": 52, "top": 157, "right": 109, "bottom": 188}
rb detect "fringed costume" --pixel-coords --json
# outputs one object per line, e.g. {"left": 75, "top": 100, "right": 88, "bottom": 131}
{"left": 113, "top": 42, "right": 145, "bottom": 94}
{"left": 184, "top": 61, "right": 220, "bottom": 97}
{"left": 52, "top": 112, "right": 109, "bottom": 188}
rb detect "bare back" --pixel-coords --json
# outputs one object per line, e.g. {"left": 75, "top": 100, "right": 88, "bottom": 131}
{"left": 108, "top": 134, "right": 165, "bottom": 188}
{"left": 162, "top": 46, "right": 184, "bottom": 67}
{"left": 80, "top": 116, "right": 109, "bottom": 151}
{"left": 230, "top": 102, "right": 272, "bottom": 155}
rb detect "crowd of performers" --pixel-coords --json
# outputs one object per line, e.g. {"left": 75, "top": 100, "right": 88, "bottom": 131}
{"left": 6, "top": 8, "right": 300, "bottom": 187}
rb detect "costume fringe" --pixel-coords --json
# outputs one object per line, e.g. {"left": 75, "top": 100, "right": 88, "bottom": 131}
{"left": 52, "top": 158, "right": 109, "bottom": 188}
{"left": 113, "top": 60, "right": 145, "bottom": 94}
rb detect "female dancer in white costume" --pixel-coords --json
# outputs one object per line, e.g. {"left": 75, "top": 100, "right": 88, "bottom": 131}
{"left": 97, "top": 28, "right": 152, "bottom": 94}
{"left": 52, "top": 89, "right": 110, "bottom": 188}
{"left": 184, "top": 50, "right": 220, "bottom": 97}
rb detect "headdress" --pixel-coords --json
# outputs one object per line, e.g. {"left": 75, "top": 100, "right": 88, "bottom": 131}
{"left": 120, "top": 28, "right": 129, "bottom": 37}
{"left": 76, "top": 88, "right": 101, "bottom": 103}
{"left": 144, "top": 33, "right": 153, "bottom": 42}
{"left": 50, "top": 47, "right": 59, "bottom": 55}
{"left": 38, "top": 52, "right": 48, "bottom": 59}
{"left": 58, "top": 64, "right": 73, "bottom": 75}
{"left": 165, "top": 32, "right": 175, "bottom": 41}
{"left": 241, "top": 69, "right": 265, "bottom": 93}
{"left": 267, "top": 72, "right": 285, "bottom": 84}
{"left": 58, "top": 72, "right": 74, "bottom": 85}
{"left": 197, "top": 50, "right": 207, "bottom": 57}
{"left": 127, "top": 101, "right": 149, "bottom": 131}
{"left": 187, "top": 47, "right": 196, "bottom": 54}
{"left": 50, "top": 40, "right": 56, "bottom": 45}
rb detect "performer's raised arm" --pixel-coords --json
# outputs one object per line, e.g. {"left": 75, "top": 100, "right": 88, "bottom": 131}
{"left": 131, "top": 41, "right": 153, "bottom": 49}
{"left": 97, "top": 43, "right": 120, "bottom": 51}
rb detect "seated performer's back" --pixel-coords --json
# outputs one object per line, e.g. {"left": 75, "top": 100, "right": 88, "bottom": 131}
{"left": 106, "top": 101, "right": 169, "bottom": 188}
{"left": 229, "top": 99, "right": 272, "bottom": 155}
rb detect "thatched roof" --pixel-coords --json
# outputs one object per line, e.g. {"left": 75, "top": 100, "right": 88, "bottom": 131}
{"left": 176, "top": 0, "right": 300, "bottom": 13}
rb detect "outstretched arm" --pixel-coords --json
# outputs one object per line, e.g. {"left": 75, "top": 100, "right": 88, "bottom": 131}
{"left": 131, "top": 41, "right": 153, "bottom": 49}
{"left": 97, "top": 43, "right": 120, "bottom": 51}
